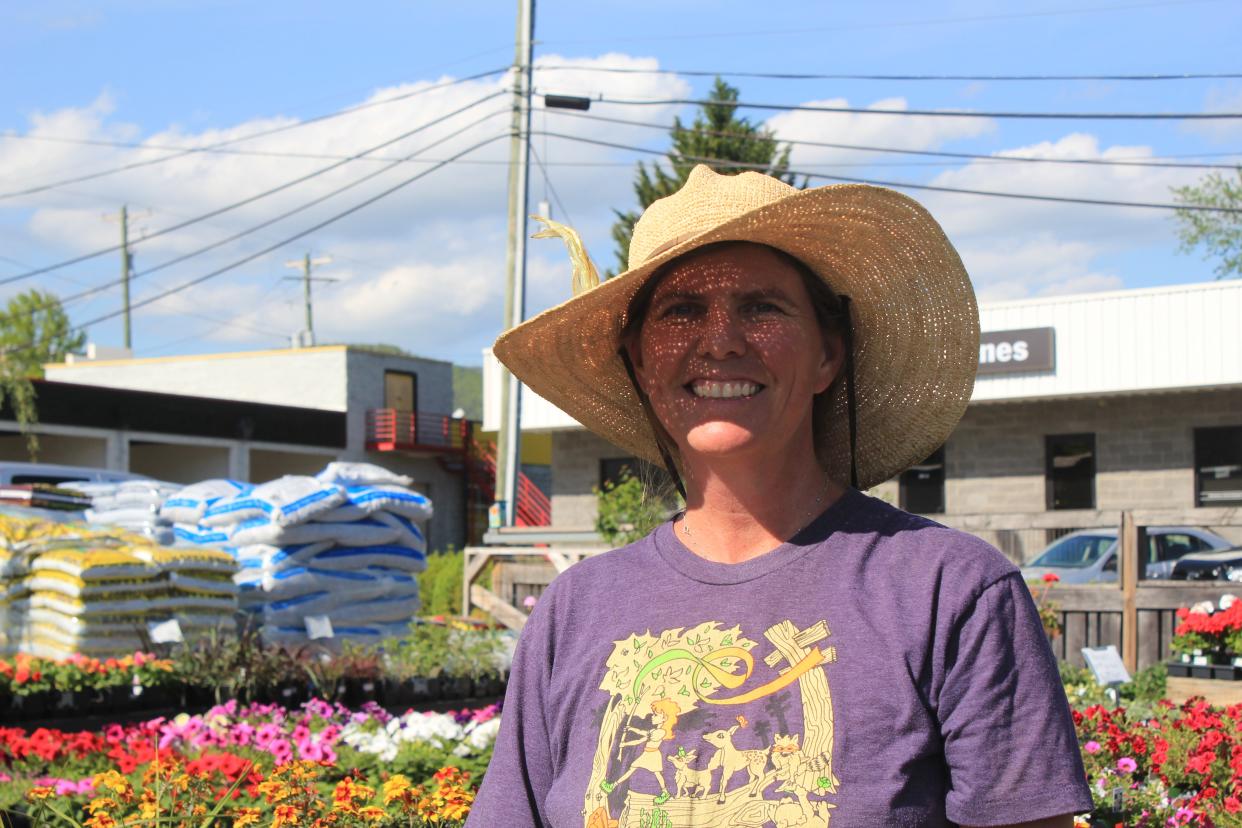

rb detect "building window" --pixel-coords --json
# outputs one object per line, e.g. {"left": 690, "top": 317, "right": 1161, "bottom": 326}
{"left": 384, "top": 371, "right": 417, "bottom": 412}
{"left": 900, "top": 446, "right": 945, "bottom": 514}
{"left": 1195, "top": 426, "right": 1242, "bottom": 506}
{"left": 1046, "top": 433, "right": 1096, "bottom": 510}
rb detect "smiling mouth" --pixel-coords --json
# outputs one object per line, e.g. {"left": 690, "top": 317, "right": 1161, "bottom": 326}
{"left": 686, "top": 380, "right": 764, "bottom": 399}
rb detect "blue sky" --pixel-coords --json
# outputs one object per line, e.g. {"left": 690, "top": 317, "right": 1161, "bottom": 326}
{"left": 2, "top": 0, "right": 1239, "bottom": 364}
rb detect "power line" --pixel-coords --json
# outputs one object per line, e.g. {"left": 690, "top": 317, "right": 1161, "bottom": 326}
{"left": 589, "top": 94, "right": 1242, "bottom": 120}
{"left": 532, "top": 130, "right": 1242, "bottom": 214}
{"left": 54, "top": 106, "right": 508, "bottom": 310}
{"left": 0, "top": 91, "right": 507, "bottom": 288}
{"left": 543, "top": 109, "right": 1242, "bottom": 171}
{"left": 536, "top": 65, "right": 1242, "bottom": 82}
{"left": 538, "top": 0, "right": 1224, "bottom": 45}
{"left": 528, "top": 143, "right": 575, "bottom": 228}
{"left": 0, "top": 67, "right": 508, "bottom": 202}
{"left": 61, "top": 132, "right": 507, "bottom": 342}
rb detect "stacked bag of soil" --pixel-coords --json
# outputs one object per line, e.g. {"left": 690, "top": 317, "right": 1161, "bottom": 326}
{"left": 165, "top": 462, "right": 430, "bottom": 649}
{"left": 63, "top": 479, "right": 182, "bottom": 546}
{"left": 0, "top": 513, "right": 237, "bottom": 659}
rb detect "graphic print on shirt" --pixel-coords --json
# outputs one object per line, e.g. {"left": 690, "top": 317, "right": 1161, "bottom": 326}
{"left": 583, "top": 618, "right": 839, "bottom": 828}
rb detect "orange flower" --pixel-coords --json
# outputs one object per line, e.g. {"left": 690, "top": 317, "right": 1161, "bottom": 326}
{"left": 26, "top": 786, "right": 55, "bottom": 801}
{"left": 233, "top": 808, "right": 262, "bottom": 828}
{"left": 83, "top": 813, "right": 118, "bottom": 828}
{"left": 358, "top": 806, "right": 387, "bottom": 822}
{"left": 273, "top": 804, "right": 301, "bottom": 827}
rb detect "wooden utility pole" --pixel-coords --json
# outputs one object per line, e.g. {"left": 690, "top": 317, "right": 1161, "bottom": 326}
{"left": 495, "top": 0, "right": 535, "bottom": 527}
{"left": 283, "top": 253, "right": 334, "bottom": 346}
{"left": 119, "top": 205, "right": 132, "bottom": 350}
{"left": 1120, "top": 511, "right": 1140, "bottom": 672}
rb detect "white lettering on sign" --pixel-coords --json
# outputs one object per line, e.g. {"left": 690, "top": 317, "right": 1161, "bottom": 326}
{"left": 979, "top": 340, "right": 1030, "bottom": 364}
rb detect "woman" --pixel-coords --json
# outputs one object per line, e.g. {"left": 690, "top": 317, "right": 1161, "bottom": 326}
{"left": 467, "top": 166, "right": 1091, "bottom": 827}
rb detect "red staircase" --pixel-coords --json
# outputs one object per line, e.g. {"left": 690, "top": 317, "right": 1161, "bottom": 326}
{"left": 469, "top": 438, "right": 551, "bottom": 527}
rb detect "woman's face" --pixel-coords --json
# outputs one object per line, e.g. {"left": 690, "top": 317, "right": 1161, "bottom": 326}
{"left": 631, "top": 243, "right": 841, "bottom": 463}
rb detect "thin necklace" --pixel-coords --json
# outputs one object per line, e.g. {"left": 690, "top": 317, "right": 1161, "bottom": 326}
{"left": 678, "top": 475, "right": 832, "bottom": 540}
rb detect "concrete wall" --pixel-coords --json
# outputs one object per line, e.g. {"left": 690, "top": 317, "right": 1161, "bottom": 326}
{"left": 249, "top": 448, "right": 337, "bottom": 481}
{"left": 45, "top": 348, "right": 351, "bottom": 411}
{"left": 0, "top": 432, "right": 108, "bottom": 467}
{"left": 129, "top": 442, "right": 231, "bottom": 483}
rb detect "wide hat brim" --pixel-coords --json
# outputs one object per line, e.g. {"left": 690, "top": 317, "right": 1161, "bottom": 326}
{"left": 493, "top": 181, "right": 979, "bottom": 492}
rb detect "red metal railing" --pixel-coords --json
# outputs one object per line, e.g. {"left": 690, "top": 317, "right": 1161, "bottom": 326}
{"left": 471, "top": 439, "right": 551, "bottom": 527}
{"left": 365, "top": 409, "right": 469, "bottom": 452}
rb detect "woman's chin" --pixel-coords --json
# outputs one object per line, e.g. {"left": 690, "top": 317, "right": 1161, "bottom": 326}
{"left": 683, "top": 423, "right": 761, "bottom": 457}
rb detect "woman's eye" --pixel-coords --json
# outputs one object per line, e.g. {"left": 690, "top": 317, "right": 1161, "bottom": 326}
{"left": 744, "top": 301, "right": 783, "bottom": 315}
{"left": 661, "top": 302, "right": 699, "bottom": 318}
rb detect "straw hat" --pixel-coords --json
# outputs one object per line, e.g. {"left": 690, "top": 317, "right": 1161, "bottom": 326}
{"left": 493, "top": 164, "right": 979, "bottom": 491}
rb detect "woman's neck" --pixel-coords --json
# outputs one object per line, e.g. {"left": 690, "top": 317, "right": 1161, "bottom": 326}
{"left": 677, "top": 437, "right": 846, "bottom": 565}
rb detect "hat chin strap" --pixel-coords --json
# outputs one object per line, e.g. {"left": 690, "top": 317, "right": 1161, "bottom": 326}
{"left": 840, "top": 295, "right": 860, "bottom": 490}
{"left": 617, "top": 301, "right": 860, "bottom": 504}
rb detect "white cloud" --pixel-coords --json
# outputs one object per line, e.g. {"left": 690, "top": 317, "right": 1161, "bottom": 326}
{"left": 959, "top": 234, "right": 1123, "bottom": 301}
{"left": 1181, "top": 85, "right": 1242, "bottom": 143}
{"left": 766, "top": 96, "right": 994, "bottom": 169}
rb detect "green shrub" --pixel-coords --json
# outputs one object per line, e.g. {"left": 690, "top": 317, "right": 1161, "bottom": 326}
{"left": 595, "top": 470, "right": 676, "bottom": 547}
{"left": 421, "top": 547, "right": 464, "bottom": 617}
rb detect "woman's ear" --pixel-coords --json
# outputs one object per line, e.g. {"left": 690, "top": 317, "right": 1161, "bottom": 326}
{"left": 624, "top": 336, "right": 652, "bottom": 394}
{"left": 815, "top": 331, "right": 844, "bottom": 394}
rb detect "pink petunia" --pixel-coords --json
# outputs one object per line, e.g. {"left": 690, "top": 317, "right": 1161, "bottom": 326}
{"left": 1116, "top": 757, "right": 1137, "bottom": 773}
{"left": 1083, "top": 741, "right": 1101, "bottom": 754}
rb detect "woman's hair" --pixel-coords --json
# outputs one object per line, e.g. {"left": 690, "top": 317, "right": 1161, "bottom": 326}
{"left": 650, "top": 698, "right": 680, "bottom": 739}
{"left": 619, "top": 240, "right": 848, "bottom": 475}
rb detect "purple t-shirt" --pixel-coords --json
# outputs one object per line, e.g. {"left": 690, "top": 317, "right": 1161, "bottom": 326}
{"left": 468, "top": 489, "right": 1092, "bottom": 827}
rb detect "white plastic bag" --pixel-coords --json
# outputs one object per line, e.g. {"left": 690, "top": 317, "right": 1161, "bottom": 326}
{"left": 202, "top": 476, "right": 346, "bottom": 528}
{"left": 161, "top": 480, "right": 250, "bottom": 524}
{"left": 316, "top": 461, "right": 413, "bottom": 488}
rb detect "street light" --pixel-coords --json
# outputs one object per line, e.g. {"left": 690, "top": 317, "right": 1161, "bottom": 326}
{"left": 544, "top": 94, "right": 592, "bottom": 111}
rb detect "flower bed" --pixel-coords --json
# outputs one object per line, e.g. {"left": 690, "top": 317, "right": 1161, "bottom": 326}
{"left": 0, "top": 697, "right": 498, "bottom": 826}
{"left": 1170, "top": 596, "right": 1242, "bottom": 676}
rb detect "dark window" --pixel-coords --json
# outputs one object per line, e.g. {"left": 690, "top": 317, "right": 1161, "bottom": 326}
{"left": 384, "top": 371, "right": 417, "bottom": 412}
{"left": 1156, "top": 532, "right": 1206, "bottom": 563}
{"left": 900, "top": 446, "right": 945, "bottom": 514}
{"left": 1046, "top": 433, "right": 1096, "bottom": 510}
{"left": 1195, "top": 426, "right": 1242, "bottom": 506}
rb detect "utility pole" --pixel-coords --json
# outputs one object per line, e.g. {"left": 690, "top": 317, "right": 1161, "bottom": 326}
{"left": 495, "top": 0, "right": 535, "bottom": 528}
{"left": 283, "top": 253, "right": 334, "bottom": 346}
{"left": 120, "top": 205, "right": 132, "bottom": 350}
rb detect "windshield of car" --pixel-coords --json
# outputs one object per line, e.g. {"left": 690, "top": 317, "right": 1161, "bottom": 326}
{"left": 1031, "top": 534, "right": 1115, "bottom": 568}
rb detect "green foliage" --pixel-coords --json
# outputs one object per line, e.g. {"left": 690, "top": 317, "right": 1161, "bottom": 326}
{"left": 608, "top": 77, "right": 799, "bottom": 276}
{"left": 421, "top": 548, "right": 464, "bottom": 617}
{"left": 1060, "top": 660, "right": 1167, "bottom": 717}
{"left": 594, "top": 470, "right": 674, "bottom": 547}
{"left": 0, "top": 288, "right": 82, "bottom": 457}
{"left": 1172, "top": 168, "right": 1242, "bottom": 279}
{"left": 452, "top": 365, "right": 483, "bottom": 421}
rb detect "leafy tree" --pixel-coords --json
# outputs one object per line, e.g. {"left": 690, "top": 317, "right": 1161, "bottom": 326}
{"left": 608, "top": 77, "right": 799, "bottom": 276}
{"left": 1171, "top": 168, "right": 1242, "bottom": 279}
{"left": 0, "top": 289, "right": 85, "bottom": 377}
{"left": 594, "top": 469, "right": 678, "bottom": 546}
{"left": 0, "top": 289, "right": 82, "bottom": 457}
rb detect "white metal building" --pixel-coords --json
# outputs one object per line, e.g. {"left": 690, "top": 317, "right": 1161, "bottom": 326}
{"left": 482, "top": 279, "right": 1242, "bottom": 560}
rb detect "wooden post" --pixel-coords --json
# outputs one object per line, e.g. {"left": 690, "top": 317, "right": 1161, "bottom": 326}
{"left": 1120, "top": 511, "right": 1139, "bottom": 673}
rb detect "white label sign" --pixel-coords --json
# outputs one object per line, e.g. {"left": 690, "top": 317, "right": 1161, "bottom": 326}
{"left": 1082, "top": 645, "right": 1131, "bottom": 686}
{"left": 304, "top": 615, "right": 335, "bottom": 640}
{"left": 147, "top": 618, "right": 184, "bottom": 644}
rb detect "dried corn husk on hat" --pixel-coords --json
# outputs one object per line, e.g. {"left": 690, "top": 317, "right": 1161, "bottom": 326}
{"left": 495, "top": 165, "right": 979, "bottom": 491}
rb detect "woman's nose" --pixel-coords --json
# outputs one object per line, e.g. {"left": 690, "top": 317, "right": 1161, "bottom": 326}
{"left": 699, "top": 306, "right": 746, "bottom": 359}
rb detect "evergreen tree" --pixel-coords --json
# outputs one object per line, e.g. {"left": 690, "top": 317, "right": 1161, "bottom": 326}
{"left": 608, "top": 77, "right": 799, "bottom": 276}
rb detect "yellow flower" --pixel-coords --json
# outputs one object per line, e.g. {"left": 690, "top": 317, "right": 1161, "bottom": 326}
{"left": 257, "top": 778, "right": 293, "bottom": 804}
{"left": 382, "top": 775, "right": 412, "bottom": 805}
{"left": 25, "top": 786, "right": 56, "bottom": 801}
{"left": 86, "top": 798, "right": 121, "bottom": 815}
{"left": 233, "top": 808, "right": 262, "bottom": 828}
{"left": 358, "top": 806, "right": 387, "bottom": 822}
{"left": 93, "top": 770, "right": 133, "bottom": 798}
{"left": 137, "top": 790, "right": 159, "bottom": 821}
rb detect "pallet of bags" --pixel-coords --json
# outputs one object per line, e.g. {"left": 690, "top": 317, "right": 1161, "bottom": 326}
{"left": 0, "top": 518, "right": 239, "bottom": 659}
{"left": 171, "top": 464, "right": 433, "bottom": 648}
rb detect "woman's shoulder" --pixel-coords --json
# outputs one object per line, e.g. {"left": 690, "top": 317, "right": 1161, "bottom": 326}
{"left": 842, "top": 490, "right": 1020, "bottom": 589}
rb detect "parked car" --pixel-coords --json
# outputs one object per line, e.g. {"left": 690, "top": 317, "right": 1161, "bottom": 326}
{"left": 1019, "top": 527, "right": 1233, "bottom": 584}
{"left": 1170, "top": 546, "right": 1242, "bottom": 581}
{"left": 0, "top": 461, "right": 148, "bottom": 487}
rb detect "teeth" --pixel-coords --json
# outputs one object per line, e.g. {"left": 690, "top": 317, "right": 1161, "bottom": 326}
{"left": 692, "top": 381, "right": 759, "bottom": 399}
